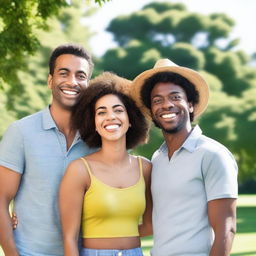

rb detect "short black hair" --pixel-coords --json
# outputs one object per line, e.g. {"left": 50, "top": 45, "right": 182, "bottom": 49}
{"left": 72, "top": 80, "right": 149, "bottom": 149}
{"left": 49, "top": 43, "right": 94, "bottom": 78}
{"left": 141, "top": 71, "right": 199, "bottom": 121}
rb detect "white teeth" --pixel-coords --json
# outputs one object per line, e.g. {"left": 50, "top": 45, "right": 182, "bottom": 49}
{"left": 105, "top": 125, "right": 119, "bottom": 130}
{"left": 62, "top": 90, "right": 78, "bottom": 95}
{"left": 162, "top": 113, "right": 176, "bottom": 119}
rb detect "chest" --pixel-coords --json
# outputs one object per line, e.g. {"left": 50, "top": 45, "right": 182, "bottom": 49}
{"left": 151, "top": 151, "right": 205, "bottom": 199}
{"left": 22, "top": 129, "right": 90, "bottom": 182}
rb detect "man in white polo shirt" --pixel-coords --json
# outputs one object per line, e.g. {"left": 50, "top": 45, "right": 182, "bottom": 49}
{"left": 131, "top": 59, "right": 238, "bottom": 256}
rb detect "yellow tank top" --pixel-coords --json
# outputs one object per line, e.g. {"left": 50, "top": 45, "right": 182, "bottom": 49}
{"left": 80, "top": 157, "right": 146, "bottom": 238}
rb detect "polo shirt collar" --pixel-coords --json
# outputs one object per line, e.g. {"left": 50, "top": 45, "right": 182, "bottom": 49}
{"left": 158, "top": 125, "right": 202, "bottom": 154}
{"left": 42, "top": 106, "right": 58, "bottom": 130}
{"left": 42, "top": 106, "right": 82, "bottom": 141}
{"left": 181, "top": 125, "right": 202, "bottom": 152}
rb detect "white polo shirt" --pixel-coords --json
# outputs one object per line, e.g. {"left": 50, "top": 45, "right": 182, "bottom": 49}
{"left": 151, "top": 125, "right": 238, "bottom": 256}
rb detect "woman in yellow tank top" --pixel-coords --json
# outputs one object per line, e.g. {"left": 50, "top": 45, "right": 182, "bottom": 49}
{"left": 59, "top": 72, "right": 152, "bottom": 256}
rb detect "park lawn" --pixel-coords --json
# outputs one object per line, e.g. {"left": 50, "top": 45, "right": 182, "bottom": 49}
{"left": 1, "top": 195, "right": 256, "bottom": 256}
{"left": 142, "top": 195, "right": 256, "bottom": 256}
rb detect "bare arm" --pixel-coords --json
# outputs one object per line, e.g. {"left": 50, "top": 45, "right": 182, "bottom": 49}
{"left": 59, "top": 159, "right": 88, "bottom": 256}
{"left": 0, "top": 166, "right": 21, "bottom": 256}
{"left": 139, "top": 158, "right": 153, "bottom": 237}
{"left": 208, "top": 198, "right": 237, "bottom": 256}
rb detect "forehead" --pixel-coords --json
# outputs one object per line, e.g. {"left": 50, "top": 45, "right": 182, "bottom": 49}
{"left": 54, "top": 54, "right": 90, "bottom": 73}
{"left": 151, "top": 82, "right": 186, "bottom": 97}
{"left": 95, "top": 94, "right": 124, "bottom": 108}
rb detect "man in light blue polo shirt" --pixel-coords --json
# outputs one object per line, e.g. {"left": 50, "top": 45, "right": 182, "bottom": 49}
{"left": 131, "top": 59, "right": 238, "bottom": 256}
{"left": 0, "top": 44, "right": 95, "bottom": 256}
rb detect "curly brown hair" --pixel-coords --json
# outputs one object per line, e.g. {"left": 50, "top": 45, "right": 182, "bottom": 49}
{"left": 72, "top": 72, "right": 149, "bottom": 149}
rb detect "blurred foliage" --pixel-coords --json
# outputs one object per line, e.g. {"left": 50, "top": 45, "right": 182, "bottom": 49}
{"left": 1, "top": 0, "right": 255, "bottom": 187}
{"left": 96, "top": 1, "right": 256, "bottom": 185}
{"left": 0, "top": 0, "right": 95, "bottom": 131}
{"left": 0, "top": 0, "right": 109, "bottom": 109}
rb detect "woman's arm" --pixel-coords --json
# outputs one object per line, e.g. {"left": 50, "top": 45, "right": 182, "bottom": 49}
{"left": 139, "top": 157, "right": 153, "bottom": 237}
{"left": 59, "top": 159, "right": 88, "bottom": 256}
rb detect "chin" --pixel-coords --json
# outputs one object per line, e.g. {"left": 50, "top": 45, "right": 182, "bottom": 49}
{"left": 163, "top": 127, "right": 180, "bottom": 134}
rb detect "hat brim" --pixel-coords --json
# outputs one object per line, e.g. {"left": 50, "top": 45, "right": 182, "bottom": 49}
{"left": 131, "top": 66, "right": 209, "bottom": 120}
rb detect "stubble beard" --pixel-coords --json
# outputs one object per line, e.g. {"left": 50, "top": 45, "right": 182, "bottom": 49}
{"left": 153, "top": 119, "right": 182, "bottom": 134}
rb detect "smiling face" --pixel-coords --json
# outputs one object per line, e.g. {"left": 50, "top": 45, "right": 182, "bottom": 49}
{"left": 150, "top": 82, "right": 193, "bottom": 135}
{"left": 95, "top": 94, "right": 130, "bottom": 144}
{"left": 48, "top": 54, "right": 90, "bottom": 110}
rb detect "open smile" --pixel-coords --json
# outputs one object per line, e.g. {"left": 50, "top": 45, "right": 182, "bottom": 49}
{"left": 161, "top": 113, "right": 177, "bottom": 119}
{"left": 60, "top": 87, "right": 80, "bottom": 96}
{"left": 104, "top": 124, "right": 121, "bottom": 131}
{"left": 159, "top": 111, "right": 179, "bottom": 121}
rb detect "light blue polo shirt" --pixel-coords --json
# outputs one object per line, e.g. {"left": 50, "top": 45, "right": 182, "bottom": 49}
{"left": 151, "top": 125, "right": 238, "bottom": 256}
{"left": 0, "top": 107, "right": 94, "bottom": 256}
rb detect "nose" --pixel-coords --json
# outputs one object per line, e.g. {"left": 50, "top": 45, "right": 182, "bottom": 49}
{"left": 106, "top": 111, "right": 116, "bottom": 120}
{"left": 162, "top": 98, "right": 174, "bottom": 109}
{"left": 66, "top": 74, "right": 78, "bottom": 86}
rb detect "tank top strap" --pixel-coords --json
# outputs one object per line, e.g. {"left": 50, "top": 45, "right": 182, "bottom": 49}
{"left": 80, "top": 157, "right": 92, "bottom": 177}
{"left": 137, "top": 156, "right": 143, "bottom": 177}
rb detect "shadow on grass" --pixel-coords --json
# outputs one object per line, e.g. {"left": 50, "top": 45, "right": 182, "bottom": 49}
{"left": 237, "top": 206, "right": 256, "bottom": 233}
{"left": 231, "top": 251, "right": 256, "bottom": 256}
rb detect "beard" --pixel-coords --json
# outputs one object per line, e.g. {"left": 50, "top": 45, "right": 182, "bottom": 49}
{"left": 153, "top": 119, "right": 183, "bottom": 134}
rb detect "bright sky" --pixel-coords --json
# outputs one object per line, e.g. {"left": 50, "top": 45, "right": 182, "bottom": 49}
{"left": 84, "top": 0, "right": 255, "bottom": 57}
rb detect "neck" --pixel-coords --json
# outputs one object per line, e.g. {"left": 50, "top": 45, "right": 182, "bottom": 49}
{"left": 163, "top": 123, "right": 192, "bottom": 158}
{"left": 49, "top": 103, "right": 76, "bottom": 150}
{"left": 50, "top": 103, "right": 72, "bottom": 134}
{"left": 99, "top": 138, "right": 129, "bottom": 164}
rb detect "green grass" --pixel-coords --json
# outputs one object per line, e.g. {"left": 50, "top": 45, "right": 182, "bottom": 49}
{"left": 141, "top": 195, "right": 256, "bottom": 256}
{"left": 1, "top": 195, "right": 256, "bottom": 256}
{"left": 230, "top": 195, "right": 256, "bottom": 256}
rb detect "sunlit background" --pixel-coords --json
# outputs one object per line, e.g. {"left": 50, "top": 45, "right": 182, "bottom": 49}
{"left": 0, "top": 0, "right": 255, "bottom": 255}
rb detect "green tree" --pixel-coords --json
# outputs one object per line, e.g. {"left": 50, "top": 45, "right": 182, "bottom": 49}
{"left": 98, "top": 1, "right": 256, "bottom": 185}
{"left": 0, "top": 0, "right": 95, "bottom": 136}
{"left": 0, "top": 0, "right": 110, "bottom": 108}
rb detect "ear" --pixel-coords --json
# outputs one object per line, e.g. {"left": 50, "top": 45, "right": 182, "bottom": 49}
{"left": 47, "top": 74, "right": 53, "bottom": 89}
{"left": 188, "top": 102, "right": 194, "bottom": 113}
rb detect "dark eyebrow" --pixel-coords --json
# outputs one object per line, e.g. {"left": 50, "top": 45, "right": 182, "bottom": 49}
{"left": 113, "top": 104, "right": 124, "bottom": 109}
{"left": 152, "top": 91, "right": 182, "bottom": 98}
{"left": 58, "top": 68, "right": 69, "bottom": 72}
{"left": 76, "top": 70, "right": 87, "bottom": 75}
{"left": 57, "top": 68, "right": 87, "bottom": 76}
{"left": 169, "top": 91, "right": 182, "bottom": 95}
{"left": 95, "top": 104, "right": 124, "bottom": 112}
{"left": 95, "top": 106, "right": 106, "bottom": 111}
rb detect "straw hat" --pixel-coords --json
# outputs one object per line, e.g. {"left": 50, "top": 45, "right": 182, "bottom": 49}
{"left": 131, "top": 58, "right": 209, "bottom": 120}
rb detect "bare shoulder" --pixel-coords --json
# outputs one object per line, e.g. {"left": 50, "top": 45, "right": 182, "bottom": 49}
{"left": 64, "top": 157, "right": 89, "bottom": 180}
{"left": 132, "top": 155, "right": 152, "bottom": 177}
{"left": 66, "top": 158, "right": 85, "bottom": 172}
{"left": 140, "top": 156, "right": 152, "bottom": 171}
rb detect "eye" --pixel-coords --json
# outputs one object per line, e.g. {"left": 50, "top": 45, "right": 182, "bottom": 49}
{"left": 152, "top": 97, "right": 162, "bottom": 105}
{"left": 170, "top": 94, "right": 182, "bottom": 101}
{"left": 114, "top": 108, "right": 124, "bottom": 113}
{"left": 97, "top": 111, "right": 106, "bottom": 116}
{"left": 77, "top": 73, "right": 87, "bottom": 80}
{"left": 59, "top": 72, "right": 68, "bottom": 77}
